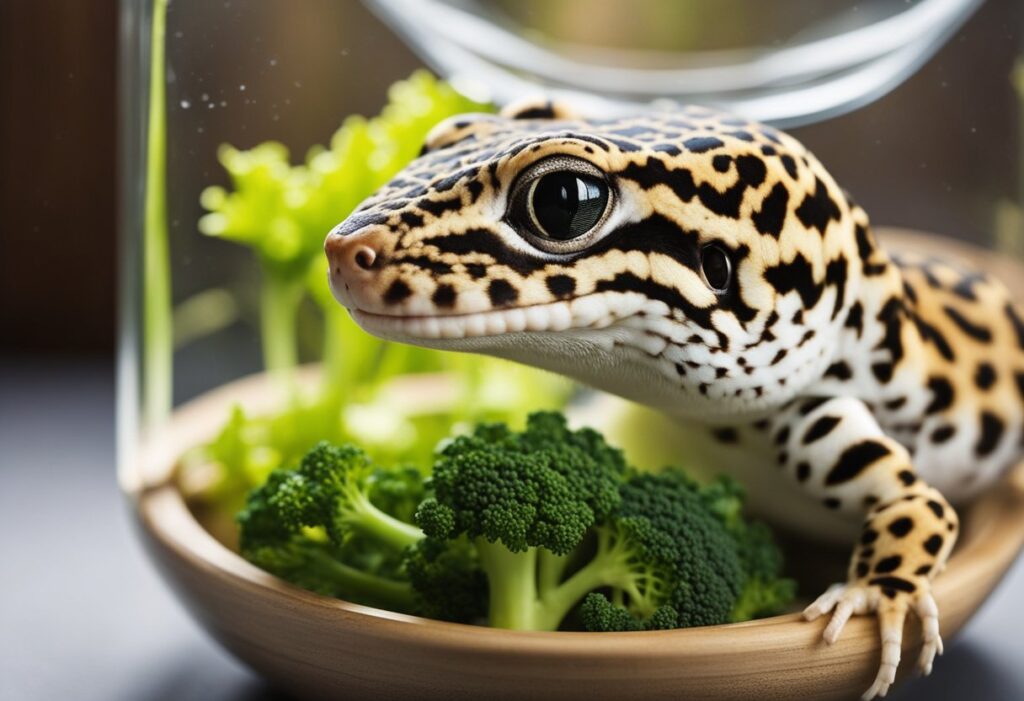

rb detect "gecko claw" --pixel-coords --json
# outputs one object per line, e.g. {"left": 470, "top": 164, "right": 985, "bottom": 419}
{"left": 808, "top": 580, "right": 939, "bottom": 700}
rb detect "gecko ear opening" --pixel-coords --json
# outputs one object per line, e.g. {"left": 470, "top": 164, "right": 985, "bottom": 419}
{"left": 500, "top": 97, "right": 580, "bottom": 121}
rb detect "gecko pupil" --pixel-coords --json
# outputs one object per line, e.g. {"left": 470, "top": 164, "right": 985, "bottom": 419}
{"left": 529, "top": 171, "right": 608, "bottom": 240}
{"left": 701, "top": 244, "right": 732, "bottom": 292}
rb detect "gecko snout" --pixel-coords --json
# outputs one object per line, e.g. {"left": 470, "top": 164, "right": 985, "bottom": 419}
{"left": 325, "top": 224, "right": 389, "bottom": 309}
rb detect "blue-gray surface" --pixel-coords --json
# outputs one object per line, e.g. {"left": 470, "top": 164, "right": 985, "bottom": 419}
{"left": 1, "top": 357, "right": 1022, "bottom": 701}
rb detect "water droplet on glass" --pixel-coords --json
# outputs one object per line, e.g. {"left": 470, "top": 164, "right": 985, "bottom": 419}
{"left": 239, "top": 84, "right": 247, "bottom": 91}
{"left": 269, "top": 58, "right": 278, "bottom": 67}
{"left": 220, "top": 100, "right": 227, "bottom": 107}
{"left": 180, "top": 99, "right": 191, "bottom": 109}
{"left": 201, "top": 92, "right": 210, "bottom": 102}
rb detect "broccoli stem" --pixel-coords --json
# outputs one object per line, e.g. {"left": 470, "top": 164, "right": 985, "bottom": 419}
{"left": 342, "top": 486, "right": 424, "bottom": 552}
{"left": 475, "top": 538, "right": 540, "bottom": 630}
{"left": 537, "top": 548, "right": 571, "bottom": 598}
{"left": 301, "top": 545, "right": 415, "bottom": 611}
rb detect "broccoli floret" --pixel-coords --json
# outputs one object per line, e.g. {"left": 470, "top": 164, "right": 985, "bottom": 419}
{"left": 693, "top": 475, "right": 796, "bottom": 621}
{"left": 579, "top": 593, "right": 679, "bottom": 632}
{"left": 405, "top": 537, "right": 488, "bottom": 624}
{"left": 237, "top": 465, "right": 417, "bottom": 611}
{"left": 292, "top": 442, "right": 423, "bottom": 550}
{"left": 415, "top": 412, "right": 627, "bottom": 629}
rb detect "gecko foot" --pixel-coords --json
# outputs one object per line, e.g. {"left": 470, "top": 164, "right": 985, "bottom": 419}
{"left": 803, "top": 581, "right": 941, "bottom": 700}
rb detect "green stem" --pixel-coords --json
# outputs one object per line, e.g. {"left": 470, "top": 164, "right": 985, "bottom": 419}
{"left": 305, "top": 547, "right": 415, "bottom": 612}
{"left": 142, "top": 0, "right": 172, "bottom": 427}
{"left": 345, "top": 488, "right": 424, "bottom": 552}
{"left": 537, "top": 548, "right": 571, "bottom": 597}
{"left": 260, "top": 271, "right": 303, "bottom": 383}
{"left": 476, "top": 539, "right": 540, "bottom": 630}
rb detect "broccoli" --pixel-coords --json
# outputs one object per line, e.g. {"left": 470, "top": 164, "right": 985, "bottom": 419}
{"left": 236, "top": 442, "right": 423, "bottom": 612}
{"left": 414, "top": 413, "right": 793, "bottom": 631}
{"left": 237, "top": 413, "right": 794, "bottom": 630}
{"left": 414, "top": 413, "right": 627, "bottom": 629}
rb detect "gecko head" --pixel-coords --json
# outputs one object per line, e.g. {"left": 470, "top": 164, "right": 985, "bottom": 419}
{"left": 325, "top": 99, "right": 857, "bottom": 416}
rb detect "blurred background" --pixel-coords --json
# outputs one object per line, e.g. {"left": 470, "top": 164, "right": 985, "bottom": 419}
{"left": 2, "top": 1, "right": 1024, "bottom": 700}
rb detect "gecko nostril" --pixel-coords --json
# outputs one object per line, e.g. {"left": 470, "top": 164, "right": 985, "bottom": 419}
{"left": 353, "top": 245, "right": 377, "bottom": 271}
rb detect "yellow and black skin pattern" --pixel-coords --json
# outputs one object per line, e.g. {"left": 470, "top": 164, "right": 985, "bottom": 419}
{"left": 326, "top": 98, "right": 1023, "bottom": 699}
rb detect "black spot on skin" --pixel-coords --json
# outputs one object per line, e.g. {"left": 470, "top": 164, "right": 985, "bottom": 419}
{"left": 915, "top": 564, "right": 932, "bottom": 576}
{"left": 383, "top": 279, "right": 412, "bottom": 305}
{"left": 924, "top": 534, "right": 944, "bottom": 556}
{"left": 951, "top": 272, "right": 986, "bottom": 301}
{"left": 856, "top": 226, "right": 888, "bottom": 275}
{"left": 911, "top": 313, "right": 956, "bottom": 362}
{"left": 795, "top": 462, "right": 811, "bottom": 482}
{"left": 751, "top": 183, "right": 789, "bottom": 238}
{"left": 926, "top": 500, "right": 945, "bottom": 519}
{"left": 431, "top": 283, "right": 456, "bottom": 308}
{"left": 869, "top": 576, "right": 916, "bottom": 593}
{"left": 845, "top": 301, "right": 864, "bottom": 338}
{"left": 800, "top": 397, "right": 830, "bottom": 416}
{"left": 712, "top": 155, "right": 732, "bottom": 173}
{"left": 826, "top": 257, "right": 848, "bottom": 320}
{"left": 466, "top": 180, "right": 484, "bottom": 203}
{"left": 652, "top": 144, "right": 681, "bottom": 156}
{"left": 975, "top": 411, "right": 1005, "bottom": 457}
{"left": 861, "top": 528, "right": 879, "bottom": 546}
{"left": 874, "top": 555, "right": 902, "bottom": 573}
{"left": 856, "top": 562, "right": 870, "bottom": 578}
{"left": 872, "top": 362, "right": 894, "bottom": 383}
{"left": 897, "top": 470, "right": 917, "bottom": 486}
{"left": 864, "top": 495, "right": 879, "bottom": 508}
{"left": 795, "top": 176, "right": 842, "bottom": 235}
{"left": 902, "top": 280, "right": 919, "bottom": 304}
{"left": 771, "top": 349, "right": 788, "bottom": 365}
{"left": 764, "top": 253, "right": 822, "bottom": 308}
{"left": 734, "top": 155, "right": 767, "bottom": 188}
{"left": 711, "top": 427, "right": 739, "bottom": 444}
{"left": 888, "top": 517, "right": 914, "bottom": 538}
{"left": 825, "top": 440, "right": 891, "bottom": 485}
{"left": 778, "top": 451, "right": 789, "bottom": 466}
{"left": 884, "top": 397, "right": 907, "bottom": 411}
{"left": 943, "top": 305, "right": 993, "bottom": 342}
{"left": 418, "top": 195, "right": 463, "bottom": 217}
{"left": 509, "top": 104, "right": 557, "bottom": 119}
{"left": 774, "top": 426, "right": 791, "bottom": 446}
{"left": 399, "top": 210, "right": 424, "bottom": 228}
{"left": 760, "top": 144, "right": 777, "bottom": 156}
{"left": 823, "top": 497, "right": 841, "bottom": 510}
{"left": 698, "top": 383, "right": 710, "bottom": 396}
{"left": 487, "top": 279, "right": 519, "bottom": 307}
{"left": 802, "top": 415, "right": 841, "bottom": 444}
{"left": 974, "top": 362, "right": 997, "bottom": 390}
{"left": 431, "top": 228, "right": 539, "bottom": 277}
{"left": 925, "top": 376, "right": 954, "bottom": 414}
{"left": 780, "top": 154, "right": 798, "bottom": 179}
{"left": 546, "top": 275, "right": 576, "bottom": 299}
{"left": 825, "top": 362, "right": 853, "bottom": 381}
{"left": 400, "top": 255, "right": 453, "bottom": 275}
{"left": 1006, "top": 304, "right": 1024, "bottom": 349}
{"left": 1015, "top": 371, "right": 1024, "bottom": 399}
{"left": 674, "top": 363, "right": 686, "bottom": 376}
{"left": 683, "top": 136, "right": 724, "bottom": 153}
{"left": 861, "top": 547, "right": 875, "bottom": 559}
{"left": 465, "top": 263, "right": 487, "bottom": 279}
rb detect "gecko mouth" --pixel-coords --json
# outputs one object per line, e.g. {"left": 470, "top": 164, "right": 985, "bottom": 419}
{"left": 351, "top": 292, "right": 647, "bottom": 341}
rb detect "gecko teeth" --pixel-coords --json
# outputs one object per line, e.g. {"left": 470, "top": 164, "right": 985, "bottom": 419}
{"left": 352, "top": 292, "right": 649, "bottom": 341}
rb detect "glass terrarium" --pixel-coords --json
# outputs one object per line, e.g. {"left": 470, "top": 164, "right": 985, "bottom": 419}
{"left": 118, "top": 1, "right": 1024, "bottom": 699}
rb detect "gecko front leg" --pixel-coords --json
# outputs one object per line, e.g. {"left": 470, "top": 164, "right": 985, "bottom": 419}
{"left": 770, "top": 396, "right": 959, "bottom": 700}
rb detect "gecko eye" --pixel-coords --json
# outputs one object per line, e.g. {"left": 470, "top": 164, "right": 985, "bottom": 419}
{"left": 700, "top": 244, "right": 732, "bottom": 292}
{"left": 509, "top": 156, "right": 612, "bottom": 253}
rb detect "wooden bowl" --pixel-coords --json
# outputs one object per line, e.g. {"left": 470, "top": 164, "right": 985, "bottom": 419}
{"left": 122, "top": 230, "right": 1024, "bottom": 701}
